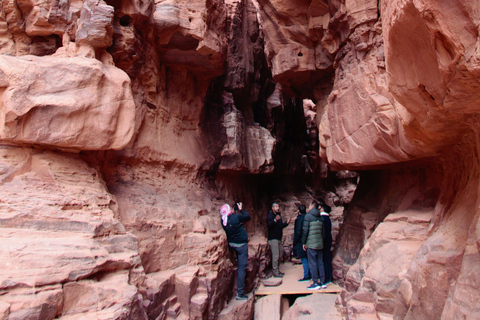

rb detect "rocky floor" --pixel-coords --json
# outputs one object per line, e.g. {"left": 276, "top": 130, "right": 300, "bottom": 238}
{"left": 283, "top": 294, "right": 342, "bottom": 320}
{"left": 256, "top": 262, "right": 342, "bottom": 295}
{"left": 220, "top": 262, "right": 343, "bottom": 319}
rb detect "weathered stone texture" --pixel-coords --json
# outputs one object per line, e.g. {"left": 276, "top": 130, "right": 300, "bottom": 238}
{"left": 0, "top": 55, "right": 135, "bottom": 150}
{"left": 2, "top": 0, "right": 480, "bottom": 319}
{"left": 251, "top": 0, "right": 333, "bottom": 96}
{"left": 305, "top": 0, "right": 480, "bottom": 318}
{"left": 0, "top": 146, "right": 147, "bottom": 320}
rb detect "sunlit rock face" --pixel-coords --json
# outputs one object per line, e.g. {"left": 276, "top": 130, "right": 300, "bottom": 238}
{"left": 317, "top": 0, "right": 418, "bottom": 169}
{"left": 0, "top": 55, "right": 135, "bottom": 150}
{"left": 383, "top": 0, "right": 480, "bottom": 154}
{"left": 251, "top": 0, "right": 335, "bottom": 96}
{"left": 320, "top": 0, "right": 480, "bottom": 170}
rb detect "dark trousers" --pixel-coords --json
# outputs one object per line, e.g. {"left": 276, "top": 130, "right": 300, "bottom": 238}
{"left": 323, "top": 245, "right": 332, "bottom": 283}
{"left": 307, "top": 248, "right": 325, "bottom": 285}
{"left": 231, "top": 243, "right": 248, "bottom": 295}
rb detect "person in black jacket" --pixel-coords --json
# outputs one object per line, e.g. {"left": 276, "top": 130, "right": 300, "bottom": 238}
{"left": 293, "top": 204, "right": 311, "bottom": 281}
{"left": 266, "top": 202, "right": 290, "bottom": 277}
{"left": 318, "top": 200, "right": 333, "bottom": 284}
{"left": 221, "top": 202, "right": 251, "bottom": 300}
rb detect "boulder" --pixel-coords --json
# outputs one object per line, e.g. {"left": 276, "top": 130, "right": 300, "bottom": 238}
{"left": 254, "top": 294, "right": 282, "bottom": 320}
{"left": 261, "top": 278, "right": 282, "bottom": 287}
{"left": 61, "top": 271, "right": 147, "bottom": 319}
{"left": 282, "top": 293, "right": 342, "bottom": 320}
{"left": 0, "top": 55, "right": 135, "bottom": 150}
{"left": 218, "top": 293, "right": 254, "bottom": 320}
{"left": 343, "top": 210, "right": 433, "bottom": 318}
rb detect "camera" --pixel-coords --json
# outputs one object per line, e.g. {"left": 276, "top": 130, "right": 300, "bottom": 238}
{"left": 233, "top": 202, "right": 241, "bottom": 211}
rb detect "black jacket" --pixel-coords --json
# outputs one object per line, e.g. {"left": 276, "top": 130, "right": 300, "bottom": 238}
{"left": 266, "top": 210, "right": 288, "bottom": 240}
{"left": 222, "top": 210, "right": 251, "bottom": 244}
{"left": 322, "top": 213, "right": 332, "bottom": 248}
{"left": 293, "top": 213, "right": 307, "bottom": 258}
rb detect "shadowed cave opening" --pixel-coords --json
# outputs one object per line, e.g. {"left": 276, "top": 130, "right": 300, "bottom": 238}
{"left": 199, "top": 63, "right": 362, "bottom": 299}
{"left": 2, "top": 0, "right": 479, "bottom": 319}
{"left": 119, "top": 15, "right": 132, "bottom": 27}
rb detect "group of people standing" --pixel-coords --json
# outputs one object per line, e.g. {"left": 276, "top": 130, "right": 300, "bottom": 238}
{"left": 220, "top": 199, "right": 333, "bottom": 300}
{"left": 292, "top": 200, "right": 332, "bottom": 290}
{"left": 267, "top": 200, "right": 332, "bottom": 290}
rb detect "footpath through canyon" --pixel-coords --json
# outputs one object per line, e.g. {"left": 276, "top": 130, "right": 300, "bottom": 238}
{"left": 0, "top": 0, "right": 480, "bottom": 319}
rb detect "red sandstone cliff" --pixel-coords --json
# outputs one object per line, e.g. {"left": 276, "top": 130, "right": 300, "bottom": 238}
{"left": 0, "top": 0, "right": 479, "bottom": 319}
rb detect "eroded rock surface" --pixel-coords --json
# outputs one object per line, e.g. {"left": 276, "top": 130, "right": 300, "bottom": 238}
{"left": 1, "top": 0, "right": 480, "bottom": 319}
{"left": 318, "top": 0, "right": 480, "bottom": 319}
{"left": 282, "top": 293, "right": 341, "bottom": 320}
{"left": 0, "top": 146, "right": 147, "bottom": 320}
{"left": 0, "top": 55, "right": 135, "bottom": 150}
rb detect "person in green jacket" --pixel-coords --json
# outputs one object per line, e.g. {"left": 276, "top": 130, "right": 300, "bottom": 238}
{"left": 302, "top": 200, "right": 327, "bottom": 290}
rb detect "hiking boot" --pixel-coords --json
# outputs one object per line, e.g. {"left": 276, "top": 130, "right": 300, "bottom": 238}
{"left": 298, "top": 277, "right": 311, "bottom": 282}
{"left": 236, "top": 294, "right": 248, "bottom": 300}
{"left": 273, "top": 271, "right": 283, "bottom": 278}
{"left": 307, "top": 283, "right": 320, "bottom": 290}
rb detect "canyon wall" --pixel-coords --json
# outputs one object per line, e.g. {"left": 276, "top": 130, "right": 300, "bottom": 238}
{"left": 317, "top": 0, "right": 480, "bottom": 319}
{"left": 1, "top": 0, "right": 480, "bottom": 319}
{"left": 0, "top": 0, "right": 313, "bottom": 318}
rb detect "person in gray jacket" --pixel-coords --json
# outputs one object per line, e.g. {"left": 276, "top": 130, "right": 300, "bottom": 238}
{"left": 302, "top": 200, "right": 327, "bottom": 290}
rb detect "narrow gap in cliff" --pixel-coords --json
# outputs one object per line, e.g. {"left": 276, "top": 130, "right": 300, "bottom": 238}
{"left": 119, "top": 15, "right": 132, "bottom": 27}
{"left": 104, "top": 0, "right": 122, "bottom": 9}
{"left": 284, "top": 294, "right": 310, "bottom": 307}
{"left": 30, "top": 34, "right": 62, "bottom": 56}
{"left": 377, "top": 0, "right": 381, "bottom": 19}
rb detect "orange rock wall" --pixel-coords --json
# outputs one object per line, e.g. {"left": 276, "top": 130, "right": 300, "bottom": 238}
{"left": 1, "top": 0, "right": 480, "bottom": 319}
{"left": 315, "top": 0, "right": 480, "bottom": 319}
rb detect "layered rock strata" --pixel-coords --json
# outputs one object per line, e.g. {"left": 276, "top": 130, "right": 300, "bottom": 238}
{"left": 2, "top": 0, "right": 480, "bottom": 319}
{"left": 315, "top": 0, "right": 480, "bottom": 319}
{"left": 0, "top": 147, "right": 148, "bottom": 320}
{"left": 0, "top": 0, "right": 308, "bottom": 319}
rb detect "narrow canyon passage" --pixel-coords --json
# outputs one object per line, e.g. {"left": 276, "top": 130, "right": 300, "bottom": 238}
{"left": 0, "top": 0, "right": 480, "bottom": 319}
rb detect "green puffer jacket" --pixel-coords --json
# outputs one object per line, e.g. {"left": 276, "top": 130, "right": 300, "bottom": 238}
{"left": 301, "top": 208, "right": 325, "bottom": 250}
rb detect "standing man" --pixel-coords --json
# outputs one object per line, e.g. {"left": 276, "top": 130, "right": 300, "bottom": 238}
{"left": 293, "top": 204, "right": 311, "bottom": 281}
{"left": 267, "top": 202, "right": 290, "bottom": 278}
{"left": 302, "top": 201, "right": 327, "bottom": 290}
{"left": 221, "top": 202, "right": 250, "bottom": 300}
{"left": 318, "top": 200, "right": 333, "bottom": 284}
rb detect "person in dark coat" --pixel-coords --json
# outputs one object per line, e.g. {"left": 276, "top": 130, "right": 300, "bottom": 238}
{"left": 318, "top": 200, "right": 333, "bottom": 284}
{"left": 221, "top": 202, "right": 251, "bottom": 300}
{"left": 266, "top": 202, "right": 290, "bottom": 277}
{"left": 302, "top": 201, "right": 326, "bottom": 290}
{"left": 293, "top": 204, "right": 311, "bottom": 281}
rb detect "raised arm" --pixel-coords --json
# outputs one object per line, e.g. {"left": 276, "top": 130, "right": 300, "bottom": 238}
{"left": 238, "top": 210, "right": 251, "bottom": 222}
